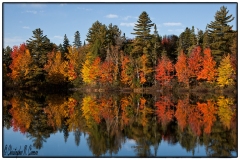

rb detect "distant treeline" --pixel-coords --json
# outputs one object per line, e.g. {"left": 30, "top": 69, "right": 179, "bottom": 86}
{"left": 3, "top": 6, "right": 237, "bottom": 90}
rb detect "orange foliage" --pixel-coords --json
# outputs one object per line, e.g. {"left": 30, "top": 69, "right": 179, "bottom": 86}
{"left": 89, "top": 57, "right": 101, "bottom": 83}
{"left": 188, "top": 46, "right": 202, "bottom": 78}
{"left": 155, "top": 55, "right": 174, "bottom": 85}
{"left": 139, "top": 97, "right": 146, "bottom": 110}
{"left": 196, "top": 101, "right": 217, "bottom": 134}
{"left": 121, "top": 55, "right": 132, "bottom": 85}
{"left": 9, "top": 97, "right": 33, "bottom": 134}
{"left": 8, "top": 44, "right": 32, "bottom": 80}
{"left": 99, "top": 60, "right": 114, "bottom": 84}
{"left": 139, "top": 71, "right": 146, "bottom": 84}
{"left": 155, "top": 96, "right": 174, "bottom": 126}
{"left": 175, "top": 99, "right": 188, "bottom": 131}
{"left": 187, "top": 105, "right": 202, "bottom": 136}
{"left": 175, "top": 50, "right": 189, "bottom": 85}
{"left": 197, "top": 48, "right": 217, "bottom": 82}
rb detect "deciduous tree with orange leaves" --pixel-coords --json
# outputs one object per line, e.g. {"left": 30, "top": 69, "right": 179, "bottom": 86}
{"left": 197, "top": 48, "right": 217, "bottom": 82}
{"left": 175, "top": 50, "right": 189, "bottom": 87}
{"left": 8, "top": 44, "right": 33, "bottom": 84}
{"left": 155, "top": 55, "right": 174, "bottom": 86}
{"left": 99, "top": 60, "right": 114, "bottom": 85}
{"left": 188, "top": 46, "right": 202, "bottom": 82}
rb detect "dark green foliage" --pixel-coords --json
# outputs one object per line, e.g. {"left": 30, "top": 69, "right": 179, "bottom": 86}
{"left": 86, "top": 21, "right": 108, "bottom": 60}
{"left": 178, "top": 26, "right": 197, "bottom": 55}
{"left": 26, "top": 28, "right": 55, "bottom": 83}
{"left": 207, "top": 6, "right": 235, "bottom": 64}
{"left": 73, "top": 31, "right": 82, "bottom": 48}
{"left": 162, "top": 35, "right": 178, "bottom": 63}
{"left": 3, "top": 46, "right": 12, "bottom": 73}
{"left": 151, "top": 24, "right": 162, "bottom": 66}
{"left": 132, "top": 11, "right": 154, "bottom": 40}
{"left": 107, "top": 23, "right": 121, "bottom": 47}
{"left": 58, "top": 43, "right": 65, "bottom": 57}
{"left": 202, "top": 30, "right": 210, "bottom": 49}
{"left": 196, "top": 29, "right": 204, "bottom": 46}
{"left": 26, "top": 28, "right": 55, "bottom": 68}
{"left": 63, "top": 34, "right": 70, "bottom": 55}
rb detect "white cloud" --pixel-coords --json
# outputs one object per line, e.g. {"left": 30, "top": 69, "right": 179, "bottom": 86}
{"left": 30, "top": 4, "right": 46, "bottom": 8}
{"left": 20, "top": 4, "right": 45, "bottom": 8}
{"left": 106, "top": 14, "right": 118, "bottom": 18}
{"left": 25, "top": 10, "right": 37, "bottom": 14}
{"left": 53, "top": 36, "right": 63, "bottom": 40}
{"left": 77, "top": 7, "right": 92, "bottom": 11}
{"left": 175, "top": 29, "right": 184, "bottom": 32}
{"left": 163, "top": 22, "right": 182, "bottom": 26}
{"left": 4, "top": 37, "right": 25, "bottom": 48}
{"left": 167, "top": 29, "right": 184, "bottom": 32}
{"left": 123, "top": 16, "right": 138, "bottom": 20}
{"left": 22, "top": 26, "right": 30, "bottom": 29}
{"left": 120, "top": 22, "right": 135, "bottom": 27}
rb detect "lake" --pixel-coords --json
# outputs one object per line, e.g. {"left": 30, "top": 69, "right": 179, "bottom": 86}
{"left": 2, "top": 90, "right": 237, "bottom": 157}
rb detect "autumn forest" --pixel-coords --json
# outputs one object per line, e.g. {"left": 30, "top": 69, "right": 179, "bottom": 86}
{"left": 3, "top": 6, "right": 237, "bottom": 91}
{"left": 2, "top": 5, "right": 237, "bottom": 157}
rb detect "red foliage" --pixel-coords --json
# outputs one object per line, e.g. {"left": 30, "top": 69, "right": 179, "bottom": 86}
{"left": 175, "top": 50, "right": 189, "bottom": 85}
{"left": 155, "top": 96, "right": 174, "bottom": 126}
{"left": 155, "top": 55, "right": 174, "bottom": 85}
{"left": 197, "top": 48, "right": 217, "bottom": 82}
{"left": 188, "top": 46, "right": 202, "bottom": 78}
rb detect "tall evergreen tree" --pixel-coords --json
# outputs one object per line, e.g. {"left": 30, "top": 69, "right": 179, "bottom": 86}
{"left": 63, "top": 34, "right": 70, "bottom": 55}
{"left": 107, "top": 23, "right": 121, "bottom": 47}
{"left": 207, "top": 6, "right": 235, "bottom": 64}
{"left": 3, "top": 46, "right": 12, "bottom": 72}
{"left": 202, "top": 30, "right": 210, "bottom": 49}
{"left": 26, "top": 28, "right": 55, "bottom": 82}
{"left": 131, "top": 11, "right": 154, "bottom": 86}
{"left": 58, "top": 43, "right": 64, "bottom": 57}
{"left": 152, "top": 24, "right": 161, "bottom": 66}
{"left": 27, "top": 28, "right": 54, "bottom": 67}
{"left": 132, "top": 11, "right": 154, "bottom": 40}
{"left": 178, "top": 27, "right": 196, "bottom": 55}
{"left": 73, "top": 31, "right": 82, "bottom": 48}
{"left": 86, "top": 21, "right": 108, "bottom": 60}
{"left": 196, "top": 29, "right": 204, "bottom": 46}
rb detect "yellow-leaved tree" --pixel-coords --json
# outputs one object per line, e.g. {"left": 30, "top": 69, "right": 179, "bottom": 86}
{"left": 217, "top": 96, "right": 235, "bottom": 129}
{"left": 217, "top": 54, "right": 235, "bottom": 87}
{"left": 81, "top": 52, "right": 96, "bottom": 84}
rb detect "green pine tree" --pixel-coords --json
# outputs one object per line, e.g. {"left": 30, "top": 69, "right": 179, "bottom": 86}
{"left": 73, "top": 31, "right": 82, "bottom": 48}
{"left": 26, "top": 28, "right": 55, "bottom": 83}
{"left": 132, "top": 11, "right": 154, "bottom": 40}
{"left": 207, "top": 6, "right": 235, "bottom": 64}
{"left": 63, "top": 34, "right": 70, "bottom": 55}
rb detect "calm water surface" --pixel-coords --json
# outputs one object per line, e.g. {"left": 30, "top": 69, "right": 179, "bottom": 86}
{"left": 2, "top": 91, "right": 237, "bottom": 157}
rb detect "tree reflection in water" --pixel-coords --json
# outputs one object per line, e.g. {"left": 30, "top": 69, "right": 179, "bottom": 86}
{"left": 2, "top": 91, "right": 237, "bottom": 157}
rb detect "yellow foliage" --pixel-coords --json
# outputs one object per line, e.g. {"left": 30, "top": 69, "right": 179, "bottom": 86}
{"left": 217, "top": 54, "right": 235, "bottom": 87}
{"left": 217, "top": 96, "right": 234, "bottom": 129}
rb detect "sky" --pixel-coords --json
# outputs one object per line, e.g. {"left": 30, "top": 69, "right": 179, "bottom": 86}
{"left": 2, "top": 2, "right": 237, "bottom": 48}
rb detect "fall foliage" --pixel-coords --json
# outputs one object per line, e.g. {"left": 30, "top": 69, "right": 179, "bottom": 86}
{"left": 175, "top": 50, "right": 189, "bottom": 86}
{"left": 197, "top": 48, "right": 217, "bottom": 82}
{"left": 217, "top": 54, "right": 235, "bottom": 87}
